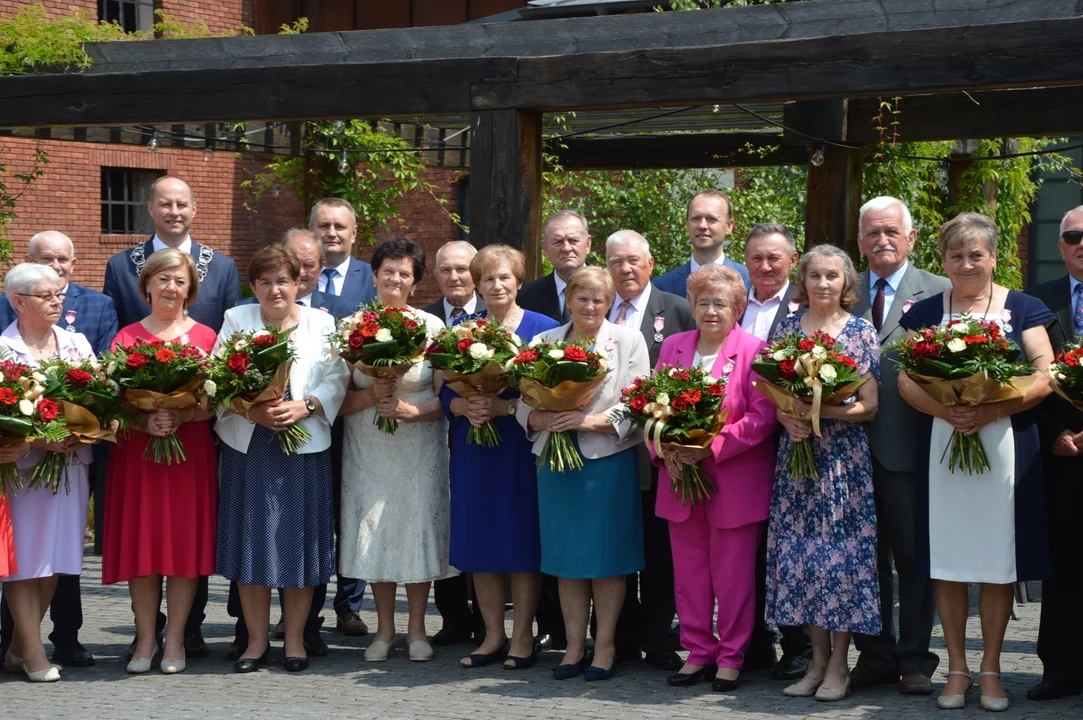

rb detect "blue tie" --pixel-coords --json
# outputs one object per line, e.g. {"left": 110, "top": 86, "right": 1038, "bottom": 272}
{"left": 322, "top": 268, "right": 338, "bottom": 296}
{"left": 1074, "top": 283, "right": 1083, "bottom": 339}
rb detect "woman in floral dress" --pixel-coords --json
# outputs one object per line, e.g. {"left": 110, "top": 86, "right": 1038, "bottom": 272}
{"left": 764, "top": 245, "right": 881, "bottom": 702}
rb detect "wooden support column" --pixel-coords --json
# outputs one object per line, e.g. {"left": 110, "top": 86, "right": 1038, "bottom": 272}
{"left": 468, "top": 109, "right": 543, "bottom": 280}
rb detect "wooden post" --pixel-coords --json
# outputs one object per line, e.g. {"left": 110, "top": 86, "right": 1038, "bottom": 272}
{"left": 468, "top": 109, "right": 543, "bottom": 280}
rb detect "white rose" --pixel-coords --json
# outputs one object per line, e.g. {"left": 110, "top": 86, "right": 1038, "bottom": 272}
{"left": 818, "top": 364, "right": 838, "bottom": 382}
{"left": 106, "top": 361, "right": 117, "bottom": 376}
{"left": 668, "top": 367, "right": 679, "bottom": 377}
{"left": 597, "top": 357, "right": 609, "bottom": 372}
{"left": 203, "top": 380, "right": 217, "bottom": 398}
{"left": 509, "top": 334, "right": 522, "bottom": 347}
{"left": 31, "top": 372, "right": 46, "bottom": 383}
{"left": 772, "top": 349, "right": 789, "bottom": 361}
{"left": 374, "top": 328, "right": 392, "bottom": 342}
{"left": 18, "top": 399, "right": 33, "bottom": 416}
{"left": 950, "top": 323, "right": 968, "bottom": 335}
{"left": 947, "top": 338, "right": 967, "bottom": 353}
{"left": 703, "top": 375, "right": 718, "bottom": 385}
{"left": 528, "top": 337, "right": 543, "bottom": 348}
{"left": 656, "top": 393, "right": 671, "bottom": 406}
{"left": 547, "top": 348, "right": 565, "bottom": 360}
{"left": 811, "top": 344, "right": 826, "bottom": 359}
{"left": 468, "top": 343, "right": 493, "bottom": 360}
{"left": 233, "top": 340, "right": 248, "bottom": 350}
{"left": 88, "top": 358, "right": 102, "bottom": 371}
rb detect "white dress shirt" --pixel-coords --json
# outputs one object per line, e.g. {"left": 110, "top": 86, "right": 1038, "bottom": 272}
{"left": 608, "top": 283, "right": 651, "bottom": 330}
{"left": 689, "top": 250, "right": 726, "bottom": 274}
{"left": 443, "top": 294, "right": 478, "bottom": 321}
{"left": 151, "top": 235, "right": 192, "bottom": 254}
{"left": 869, "top": 261, "right": 909, "bottom": 320}
{"left": 318, "top": 256, "right": 352, "bottom": 296}
{"left": 741, "top": 281, "right": 789, "bottom": 341}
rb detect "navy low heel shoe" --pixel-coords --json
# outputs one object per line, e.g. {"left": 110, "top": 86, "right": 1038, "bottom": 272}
{"left": 584, "top": 663, "right": 616, "bottom": 682}
{"left": 553, "top": 656, "right": 590, "bottom": 680}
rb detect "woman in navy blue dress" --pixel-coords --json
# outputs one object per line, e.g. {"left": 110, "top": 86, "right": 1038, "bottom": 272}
{"left": 443, "top": 245, "right": 558, "bottom": 670}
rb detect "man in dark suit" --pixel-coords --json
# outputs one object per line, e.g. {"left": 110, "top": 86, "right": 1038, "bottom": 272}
{"left": 310, "top": 198, "right": 376, "bottom": 314}
{"left": 653, "top": 190, "right": 750, "bottom": 299}
{"left": 735, "top": 223, "right": 811, "bottom": 681}
{"left": 0, "top": 230, "right": 118, "bottom": 669}
{"left": 102, "top": 175, "right": 242, "bottom": 659}
{"left": 604, "top": 230, "right": 695, "bottom": 671}
{"left": 1026, "top": 204, "right": 1083, "bottom": 702}
{"left": 422, "top": 241, "right": 487, "bottom": 645}
{"left": 516, "top": 209, "right": 591, "bottom": 650}
{"left": 849, "top": 197, "right": 950, "bottom": 696}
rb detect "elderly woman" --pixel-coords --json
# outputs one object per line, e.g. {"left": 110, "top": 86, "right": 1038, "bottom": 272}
{"left": 898, "top": 213, "right": 1053, "bottom": 712}
{"left": 765, "top": 245, "right": 881, "bottom": 702}
{"left": 338, "top": 238, "right": 451, "bottom": 664}
{"left": 516, "top": 266, "right": 649, "bottom": 682}
{"left": 214, "top": 246, "right": 347, "bottom": 674}
{"left": 654, "top": 265, "right": 778, "bottom": 692}
{"left": 101, "top": 249, "right": 217, "bottom": 675}
{"left": 442, "top": 245, "right": 559, "bottom": 670}
{"left": 0, "top": 263, "right": 93, "bottom": 682}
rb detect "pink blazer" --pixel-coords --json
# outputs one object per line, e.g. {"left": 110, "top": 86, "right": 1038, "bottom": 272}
{"left": 652, "top": 326, "right": 778, "bottom": 529}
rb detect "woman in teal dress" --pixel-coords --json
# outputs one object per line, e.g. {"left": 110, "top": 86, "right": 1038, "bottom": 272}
{"left": 515, "top": 267, "right": 649, "bottom": 682}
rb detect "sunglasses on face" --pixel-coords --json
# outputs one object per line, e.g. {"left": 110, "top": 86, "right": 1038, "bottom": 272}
{"left": 1063, "top": 230, "right": 1083, "bottom": 245}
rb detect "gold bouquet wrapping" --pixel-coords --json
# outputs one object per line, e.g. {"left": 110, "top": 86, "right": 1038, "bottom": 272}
{"left": 518, "top": 373, "right": 608, "bottom": 473}
{"left": 226, "top": 362, "right": 311, "bottom": 454}
{"left": 351, "top": 356, "right": 424, "bottom": 434}
{"left": 29, "top": 400, "right": 116, "bottom": 494}
{"left": 1049, "top": 375, "right": 1083, "bottom": 413}
{"left": 438, "top": 361, "right": 509, "bottom": 447}
{"left": 123, "top": 379, "right": 206, "bottom": 464}
{"left": 645, "top": 407, "right": 729, "bottom": 507}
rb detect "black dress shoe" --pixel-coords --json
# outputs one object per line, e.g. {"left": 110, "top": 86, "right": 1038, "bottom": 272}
{"left": 184, "top": 631, "right": 210, "bottom": 659}
{"left": 1027, "top": 677, "right": 1083, "bottom": 701}
{"left": 432, "top": 626, "right": 473, "bottom": 647}
{"left": 667, "top": 664, "right": 716, "bottom": 687}
{"left": 51, "top": 641, "right": 95, "bottom": 668}
{"left": 713, "top": 675, "right": 740, "bottom": 692}
{"left": 772, "top": 652, "right": 809, "bottom": 681}
{"left": 645, "top": 650, "right": 684, "bottom": 672}
{"left": 304, "top": 634, "right": 329, "bottom": 657}
{"left": 284, "top": 656, "right": 309, "bottom": 672}
{"left": 234, "top": 647, "right": 270, "bottom": 674}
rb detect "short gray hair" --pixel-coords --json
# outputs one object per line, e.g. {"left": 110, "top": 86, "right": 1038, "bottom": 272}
{"left": 1060, "top": 205, "right": 1083, "bottom": 235}
{"left": 28, "top": 231, "right": 75, "bottom": 258}
{"left": 605, "top": 229, "right": 651, "bottom": 258}
{"left": 5, "top": 262, "right": 61, "bottom": 301}
{"left": 543, "top": 209, "right": 589, "bottom": 239}
{"left": 938, "top": 212, "right": 998, "bottom": 257}
{"left": 744, "top": 223, "right": 796, "bottom": 256}
{"left": 308, "top": 197, "right": 357, "bottom": 229}
{"left": 795, "top": 245, "right": 861, "bottom": 310}
{"left": 858, "top": 196, "right": 913, "bottom": 234}
{"left": 283, "top": 228, "right": 324, "bottom": 264}
{"left": 435, "top": 240, "right": 477, "bottom": 267}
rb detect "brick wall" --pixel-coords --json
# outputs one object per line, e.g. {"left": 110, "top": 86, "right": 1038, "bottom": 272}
{"left": 0, "top": 1, "right": 95, "bottom": 17}
{"left": 160, "top": 0, "right": 252, "bottom": 36}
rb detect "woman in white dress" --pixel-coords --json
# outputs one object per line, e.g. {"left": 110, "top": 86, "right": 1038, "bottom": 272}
{"left": 898, "top": 213, "right": 1054, "bottom": 712}
{"left": 338, "top": 238, "right": 452, "bottom": 664}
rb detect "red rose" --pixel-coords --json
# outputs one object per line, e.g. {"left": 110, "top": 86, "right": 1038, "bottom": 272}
{"left": 779, "top": 358, "right": 797, "bottom": 379}
{"left": 404, "top": 320, "right": 419, "bottom": 330}
{"left": 126, "top": 352, "right": 149, "bottom": 370}
{"left": 348, "top": 331, "right": 365, "bottom": 350}
{"left": 155, "top": 348, "right": 178, "bottom": 363}
{"left": 0, "top": 361, "right": 26, "bottom": 380}
{"left": 253, "top": 334, "right": 276, "bottom": 348}
{"left": 563, "top": 347, "right": 588, "bottom": 362}
{"left": 706, "top": 382, "right": 725, "bottom": 396}
{"left": 457, "top": 339, "right": 473, "bottom": 351}
{"left": 36, "top": 398, "right": 58, "bottom": 422}
{"left": 628, "top": 394, "right": 649, "bottom": 412}
{"left": 842, "top": 356, "right": 857, "bottom": 369}
{"left": 65, "top": 368, "right": 93, "bottom": 387}
{"left": 798, "top": 339, "right": 816, "bottom": 352}
{"left": 180, "top": 346, "right": 203, "bottom": 359}
{"left": 1066, "top": 355, "right": 1080, "bottom": 368}
{"left": 227, "top": 353, "right": 249, "bottom": 374}
{"left": 362, "top": 311, "right": 379, "bottom": 323}
{"left": 514, "top": 349, "right": 538, "bottom": 364}
{"left": 817, "top": 332, "right": 837, "bottom": 347}
{"left": 0, "top": 387, "right": 17, "bottom": 405}
{"left": 670, "top": 394, "right": 690, "bottom": 411}
{"left": 361, "top": 322, "right": 379, "bottom": 339}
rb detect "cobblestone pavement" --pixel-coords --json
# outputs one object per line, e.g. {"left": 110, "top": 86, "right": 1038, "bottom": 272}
{"left": 2, "top": 557, "right": 1082, "bottom": 719}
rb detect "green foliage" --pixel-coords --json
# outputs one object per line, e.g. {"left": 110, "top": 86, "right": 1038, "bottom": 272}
{"left": 0, "top": 148, "right": 49, "bottom": 264}
{"left": 0, "top": 5, "right": 130, "bottom": 75}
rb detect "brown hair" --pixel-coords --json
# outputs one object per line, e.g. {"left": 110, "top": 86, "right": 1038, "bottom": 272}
{"left": 139, "top": 248, "right": 200, "bottom": 307}
{"left": 686, "top": 189, "right": 732, "bottom": 219}
{"left": 794, "top": 244, "right": 860, "bottom": 310}
{"left": 938, "top": 211, "right": 998, "bottom": 257}
{"left": 308, "top": 197, "right": 357, "bottom": 229}
{"left": 686, "top": 264, "right": 747, "bottom": 319}
{"left": 248, "top": 245, "right": 300, "bottom": 284}
{"left": 564, "top": 266, "right": 615, "bottom": 308}
{"left": 470, "top": 244, "right": 526, "bottom": 287}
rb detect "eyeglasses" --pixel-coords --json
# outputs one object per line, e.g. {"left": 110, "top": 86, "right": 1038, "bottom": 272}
{"left": 17, "top": 292, "right": 67, "bottom": 302}
{"left": 1062, "top": 230, "right": 1083, "bottom": 245}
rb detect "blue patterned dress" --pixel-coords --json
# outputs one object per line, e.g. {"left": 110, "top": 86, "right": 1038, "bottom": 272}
{"left": 764, "top": 314, "right": 882, "bottom": 634}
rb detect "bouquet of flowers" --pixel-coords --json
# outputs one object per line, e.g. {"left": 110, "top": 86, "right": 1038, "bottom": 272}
{"left": 203, "top": 326, "right": 311, "bottom": 454}
{"left": 426, "top": 317, "right": 522, "bottom": 446}
{"left": 507, "top": 339, "right": 609, "bottom": 473}
{"left": 751, "top": 330, "right": 866, "bottom": 481}
{"left": 1049, "top": 339, "right": 1083, "bottom": 412}
{"left": 329, "top": 301, "right": 429, "bottom": 434}
{"left": 0, "top": 359, "right": 68, "bottom": 494}
{"left": 891, "top": 314, "right": 1035, "bottom": 474}
{"left": 101, "top": 337, "right": 207, "bottom": 464}
{"left": 609, "top": 365, "right": 728, "bottom": 506}
{"left": 30, "top": 357, "right": 127, "bottom": 493}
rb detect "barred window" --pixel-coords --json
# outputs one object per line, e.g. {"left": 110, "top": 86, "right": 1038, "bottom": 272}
{"left": 99, "top": 0, "right": 156, "bottom": 34}
{"left": 101, "top": 168, "right": 160, "bottom": 235}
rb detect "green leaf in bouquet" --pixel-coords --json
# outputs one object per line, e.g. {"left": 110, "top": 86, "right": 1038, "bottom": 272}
{"left": 360, "top": 340, "right": 400, "bottom": 363}
{"left": 0, "top": 415, "right": 33, "bottom": 435}
{"left": 426, "top": 353, "right": 456, "bottom": 370}
{"left": 256, "top": 341, "right": 291, "bottom": 365}
{"left": 750, "top": 361, "right": 781, "bottom": 381}
{"left": 916, "top": 357, "right": 959, "bottom": 379}
{"left": 550, "top": 361, "right": 591, "bottom": 384}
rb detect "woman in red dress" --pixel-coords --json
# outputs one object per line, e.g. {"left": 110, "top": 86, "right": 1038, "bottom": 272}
{"left": 102, "top": 249, "right": 218, "bottom": 675}
{"left": 0, "top": 442, "right": 30, "bottom": 579}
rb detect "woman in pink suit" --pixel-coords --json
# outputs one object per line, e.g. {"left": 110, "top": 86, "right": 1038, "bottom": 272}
{"left": 652, "top": 264, "right": 778, "bottom": 692}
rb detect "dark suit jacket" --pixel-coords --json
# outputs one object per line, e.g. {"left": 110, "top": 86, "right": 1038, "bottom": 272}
{"left": 653, "top": 256, "right": 751, "bottom": 299}
{"left": 1027, "top": 275, "right": 1082, "bottom": 447}
{"left": 237, "top": 289, "right": 354, "bottom": 320}
{"left": 103, "top": 239, "right": 242, "bottom": 333}
{"left": 422, "top": 293, "right": 487, "bottom": 326}
{"left": 0, "top": 282, "right": 118, "bottom": 357}
{"left": 332, "top": 256, "right": 377, "bottom": 314}
{"left": 517, "top": 273, "right": 562, "bottom": 323}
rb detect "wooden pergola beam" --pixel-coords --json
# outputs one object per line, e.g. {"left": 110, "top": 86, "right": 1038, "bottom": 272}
{"left": 552, "top": 132, "right": 806, "bottom": 170}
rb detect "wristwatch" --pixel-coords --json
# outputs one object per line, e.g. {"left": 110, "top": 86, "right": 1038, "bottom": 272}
{"left": 304, "top": 396, "right": 318, "bottom": 416}
{"left": 506, "top": 400, "right": 517, "bottom": 415}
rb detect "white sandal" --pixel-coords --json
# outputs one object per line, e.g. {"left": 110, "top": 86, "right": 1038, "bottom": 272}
{"left": 977, "top": 671, "right": 1009, "bottom": 712}
{"left": 937, "top": 670, "right": 973, "bottom": 709}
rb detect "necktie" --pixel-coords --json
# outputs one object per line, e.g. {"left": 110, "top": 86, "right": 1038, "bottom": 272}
{"left": 560, "top": 290, "right": 571, "bottom": 324}
{"left": 450, "top": 306, "right": 466, "bottom": 324}
{"left": 615, "top": 299, "right": 633, "bottom": 326}
{"left": 322, "top": 268, "right": 338, "bottom": 296}
{"left": 295, "top": 300, "right": 304, "bottom": 306}
{"left": 1074, "top": 283, "right": 1083, "bottom": 339}
{"left": 872, "top": 277, "right": 887, "bottom": 332}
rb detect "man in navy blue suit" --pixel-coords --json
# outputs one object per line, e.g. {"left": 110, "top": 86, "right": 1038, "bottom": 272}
{"left": 653, "top": 190, "right": 751, "bottom": 298}
{"left": 102, "top": 175, "right": 242, "bottom": 660}
{"left": 0, "top": 230, "right": 118, "bottom": 669}
{"left": 310, "top": 198, "right": 376, "bottom": 314}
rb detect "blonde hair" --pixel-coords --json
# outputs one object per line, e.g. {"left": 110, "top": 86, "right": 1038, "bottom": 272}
{"left": 938, "top": 212, "right": 997, "bottom": 257}
{"left": 564, "top": 266, "right": 615, "bottom": 307}
{"left": 470, "top": 244, "right": 526, "bottom": 287}
{"left": 139, "top": 248, "right": 200, "bottom": 307}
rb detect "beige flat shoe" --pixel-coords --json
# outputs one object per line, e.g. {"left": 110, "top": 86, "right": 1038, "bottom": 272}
{"left": 783, "top": 672, "right": 825, "bottom": 697}
{"left": 364, "top": 639, "right": 396, "bottom": 662}
{"left": 409, "top": 639, "right": 434, "bottom": 662}
{"left": 815, "top": 675, "right": 851, "bottom": 702}
{"left": 160, "top": 653, "right": 187, "bottom": 674}
{"left": 977, "top": 671, "right": 1009, "bottom": 712}
{"left": 937, "top": 670, "right": 973, "bottom": 710}
{"left": 24, "top": 664, "right": 61, "bottom": 683}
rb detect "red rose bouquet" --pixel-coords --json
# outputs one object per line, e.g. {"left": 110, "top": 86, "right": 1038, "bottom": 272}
{"left": 1049, "top": 339, "right": 1083, "bottom": 412}
{"left": 507, "top": 339, "right": 609, "bottom": 473}
{"left": 609, "top": 364, "right": 728, "bottom": 506}
{"left": 329, "top": 301, "right": 429, "bottom": 434}
{"left": 203, "top": 326, "right": 311, "bottom": 454}
{"left": 0, "top": 359, "right": 69, "bottom": 494}
{"left": 426, "top": 317, "right": 522, "bottom": 446}
{"left": 101, "top": 337, "right": 207, "bottom": 464}
{"left": 891, "top": 314, "right": 1035, "bottom": 474}
{"left": 30, "top": 357, "right": 127, "bottom": 493}
{"left": 751, "top": 330, "right": 865, "bottom": 480}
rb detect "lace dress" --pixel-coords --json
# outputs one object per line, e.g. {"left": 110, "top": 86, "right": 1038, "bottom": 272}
{"left": 338, "top": 309, "right": 456, "bottom": 584}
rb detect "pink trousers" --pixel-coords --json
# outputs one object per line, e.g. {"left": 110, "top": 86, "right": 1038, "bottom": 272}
{"left": 669, "top": 509, "right": 763, "bottom": 669}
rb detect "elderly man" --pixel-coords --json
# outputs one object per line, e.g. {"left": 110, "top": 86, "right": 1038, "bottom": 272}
{"left": 849, "top": 196, "right": 950, "bottom": 696}
{"left": 605, "top": 230, "right": 694, "bottom": 671}
{"left": 1026, "top": 205, "right": 1083, "bottom": 701}
{"left": 310, "top": 198, "right": 376, "bottom": 312}
{"left": 0, "top": 230, "right": 118, "bottom": 670}
{"left": 654, "top": 190, "right": 750, "bottom": 298}
{"left": 518, "top": 210, "right": 591, "bottom": 324}
{"left": 240, "top": 229, "right": 352, "bottom": 318}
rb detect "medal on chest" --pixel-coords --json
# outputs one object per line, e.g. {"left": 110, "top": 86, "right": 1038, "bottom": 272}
{"left": 653, "top": 316, "right": 665, "bottom": 343}
{"left": 64, "top": 309, "right": 77, "bottom": 332}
